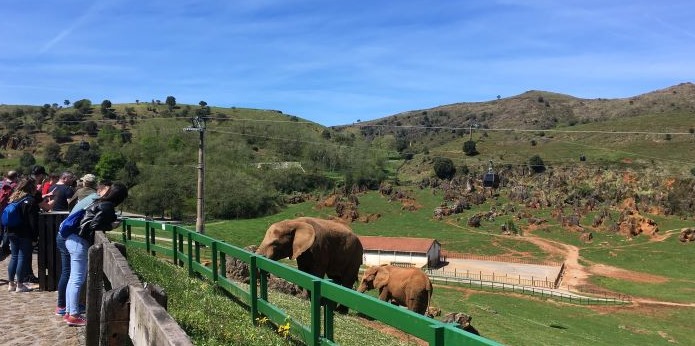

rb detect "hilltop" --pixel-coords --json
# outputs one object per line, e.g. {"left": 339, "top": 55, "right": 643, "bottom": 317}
{"left": 351, "top": 82, "right": 695, "bottom": 131}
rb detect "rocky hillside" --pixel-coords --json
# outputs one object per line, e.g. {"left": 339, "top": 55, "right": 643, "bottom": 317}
{"left": 358, "top": 82, "right": 695, "bottom": 131}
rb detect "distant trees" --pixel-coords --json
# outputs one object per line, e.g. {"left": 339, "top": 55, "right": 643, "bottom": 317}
{"left": 19, "top": 153, "right": 36, "bottom": 172}
{"left": 197, "top": 101, "right": 211, "bottom": 116}
{"left": 165, "top": 96, "right": 176, "bottom": 111}
{"left": 73, "top": 99, "right": 93, "bottom": 118}
{"left": 43, "top": 143, "right": 62, "bottom": 167}
{"left": 82, "top": 120, "right": 99, "bottom": 136}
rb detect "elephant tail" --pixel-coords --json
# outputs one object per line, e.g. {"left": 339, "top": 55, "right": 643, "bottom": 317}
{"left": 424, "top": 281, "right": 437, "bottom": 317}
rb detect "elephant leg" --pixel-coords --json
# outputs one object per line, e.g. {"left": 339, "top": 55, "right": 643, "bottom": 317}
{"left": 378, "top": 289, "right": 392, "bottom": 302}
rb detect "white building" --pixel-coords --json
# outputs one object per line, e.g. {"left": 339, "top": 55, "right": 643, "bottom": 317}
{"left": 359, "top": 236, "right": 441, "bottom": 268}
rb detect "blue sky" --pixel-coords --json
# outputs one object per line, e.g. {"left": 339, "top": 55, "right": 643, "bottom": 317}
{"left": 1, "top": 0, "right": 694, "bottom": 126}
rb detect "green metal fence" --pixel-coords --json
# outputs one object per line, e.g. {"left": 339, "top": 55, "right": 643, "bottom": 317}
{"left": 120, "top": 219, "right": 501, "bottom": 346}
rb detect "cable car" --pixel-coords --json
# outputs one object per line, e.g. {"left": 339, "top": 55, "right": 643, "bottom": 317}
{"left": 483, "top": 161, "right": 500, "bottom": 188}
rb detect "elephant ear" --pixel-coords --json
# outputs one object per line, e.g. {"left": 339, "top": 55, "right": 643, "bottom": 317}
{"left": 373, "top": 266, "right": 390, "bottom": 289}
{"left": 290, "top": 221, "right": 316, "bottom": 260}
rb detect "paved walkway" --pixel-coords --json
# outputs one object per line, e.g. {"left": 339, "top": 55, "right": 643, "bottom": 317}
{"left": 0, "top": 252, "right": 84, "bottom": 346}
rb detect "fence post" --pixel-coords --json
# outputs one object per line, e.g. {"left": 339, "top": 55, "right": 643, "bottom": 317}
{"left": 149, "top": 223, "right": 156, "bottom": 256}
{"left": 85, "top": 244, "right": 103, "bottom": 346}
{"left": 145, "top": 221, "right": 151, "bottom": 254}
{"left": 172, "top": 226, "right": 178, "bottom": 267}
{"left": 219, "top": 252, "right": 227, "bottom": 279}
{"left": 310, "top": 279, "right": 322, "bottom": 346}
{"left": 187, "top": 232, "right": 193, "bottom": 277}
{"left": 249, "top": 255, "right": 258, "bottom": 323}
{"left": 211, "top": 241, "right": 218, "bottom": 283}
{"left": 178, "top": 231, "right": 184, "bottom": 267}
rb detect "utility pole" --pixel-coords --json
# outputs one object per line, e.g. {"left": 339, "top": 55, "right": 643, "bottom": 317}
{"left": 184, "top": 115, "right": 206, "bottom": 234}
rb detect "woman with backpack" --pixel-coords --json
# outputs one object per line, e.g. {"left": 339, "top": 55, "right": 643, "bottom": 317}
{"left": 54, "top": 179, "right": 112, "bottom": 317}
{"left": 4, "top": 177, "right": 39, "bottom": 293}
{"left": 64, "top": 182, "right": 128, "bottom": 327}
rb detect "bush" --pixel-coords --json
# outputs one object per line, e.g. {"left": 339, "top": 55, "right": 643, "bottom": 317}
{"left": 463, "top": 140, "right": 478, "bottom": 156}
{"left": 433, "top": 157, "right": 456, "bottom": 179}
{"left": 528, "top": 155, "right": 546, "bottom": 174}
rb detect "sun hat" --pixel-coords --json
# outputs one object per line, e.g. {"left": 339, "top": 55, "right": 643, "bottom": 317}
{"left": 79, "top": 174, "right": 97, "bottom": 184}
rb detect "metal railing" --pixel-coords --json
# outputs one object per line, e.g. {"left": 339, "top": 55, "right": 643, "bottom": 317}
{"left": 120, "top": 219, "right": 502, "bottom": 346}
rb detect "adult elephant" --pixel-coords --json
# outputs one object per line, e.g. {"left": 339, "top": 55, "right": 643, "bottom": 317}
{"left": 357, "top": 265, "right": 433, "bottom": 315}
{"left": 255, "top": 217, "right": 363, "bottom": 310}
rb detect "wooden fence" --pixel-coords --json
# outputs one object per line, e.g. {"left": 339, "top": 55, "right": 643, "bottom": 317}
{"left": 429, "top": 276, "right": 632, "bottom": 305}
{"left": 86, "top": 232, "right": 193, "bottom": 345}
{"left": 121, "top": 219, "right": 501, "bottom": 346}
{"left": 427, "top": 267, "right": 557, "bottom": 289}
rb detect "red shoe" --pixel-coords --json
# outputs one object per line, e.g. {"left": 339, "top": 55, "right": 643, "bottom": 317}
{"left": 66, "top": 314, "right": 86, "bottom": 327}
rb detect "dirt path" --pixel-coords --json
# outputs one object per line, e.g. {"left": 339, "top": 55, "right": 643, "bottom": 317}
{"left": 521, "top": 226, "right": 695, "bottom": 308}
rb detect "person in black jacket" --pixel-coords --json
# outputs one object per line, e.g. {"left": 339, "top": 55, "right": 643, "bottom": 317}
{"left": 5, "top": 177, "right": 39, "bottom": 293}
{"left": 64, "top": 182, "right": 128, "bottom": 326}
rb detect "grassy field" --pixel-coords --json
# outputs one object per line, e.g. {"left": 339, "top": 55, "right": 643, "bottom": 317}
{"left": 180, "top": 186, "right": 694, "bottom": 345}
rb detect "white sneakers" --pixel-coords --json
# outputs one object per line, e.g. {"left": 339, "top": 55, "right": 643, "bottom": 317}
{"left": 15, "top": 282, "right": 31, "bottom": 292}
{"left": 7, "top": 281, "right": 31, "bottom": 292}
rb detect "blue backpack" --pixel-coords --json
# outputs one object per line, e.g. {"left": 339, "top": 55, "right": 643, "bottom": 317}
{"left": 59, "top": 208, "right": 88, "bottom": 238}
{"left": 1, "top": 195, "right": 31, "bottom": 229}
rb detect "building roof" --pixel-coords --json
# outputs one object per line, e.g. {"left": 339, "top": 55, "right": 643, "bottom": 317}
{"left": 359, "top": 236, "right": 439, "bottom": 253}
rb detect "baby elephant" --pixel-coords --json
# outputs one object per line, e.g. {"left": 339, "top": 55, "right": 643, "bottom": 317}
{"left": 357, "top": 265, "right": 433, "bottom": 315}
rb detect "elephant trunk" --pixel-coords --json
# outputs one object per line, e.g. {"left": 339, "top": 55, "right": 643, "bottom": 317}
{"left": 357, "top": 282, "right": 368, "bottom": 293}
{"left": 255, "top": 244, "right": 271, "bottom": 258}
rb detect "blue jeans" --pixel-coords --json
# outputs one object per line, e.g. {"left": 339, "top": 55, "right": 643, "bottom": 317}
{"left": 56, "top": 233, "right": 70, "bottom": 307}
{"left": 65, "top": 234, "right": 89, "bottom": 316}
{"left": 7, "top": 234, "right": 32, "bottom": 283}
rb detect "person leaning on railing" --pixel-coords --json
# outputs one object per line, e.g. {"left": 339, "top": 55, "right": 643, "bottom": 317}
{"left": 64, "top": 182, "right": 128, "bottom": 327}
{"left": 55, "top": 180, "right": 113, "bottom": 317}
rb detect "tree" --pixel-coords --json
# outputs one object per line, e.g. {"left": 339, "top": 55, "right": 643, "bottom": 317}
{"left": 73, "top": 99, "right": 93, "bottom": 116}
{"left": 463, "top": 140, "right": 478, "bottom": 156}
{"left": 43, "top": 143, "right": 62, "bottom": 166}
{"left": 94, "top": 151, "right": 127, "bottom": 180}
{"left": 165, "top": 96, "right": 176, "bottom": 111}
{"left": 529, "top": 155, "right": 546, "bottom": 174}
{"left": 64, "top": 99, "right": 70, "bottom": 106}
{"left": 19, "top": 152, "right": 36, "bottom": 172}
{"left": 100, "top": 99, "right": 112, "bottom": 116}
{"left": 64, "top": 143, "right": 101, "bottom": 173}
{"left": 433, "top": 157, "right": 456, "bottom": 179}
{"left": 196, "top": 103, "right": 211, "bottom": 117}
{"left": 82, "top": 121, "right": 99, "bottom": 136}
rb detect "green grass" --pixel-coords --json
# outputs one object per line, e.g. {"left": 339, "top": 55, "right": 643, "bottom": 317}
{"left": 125, "top": 246, "right": 410, "bottom": 346}
{"left": 432, "top": 286, "right": 695, "bottom": 346}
